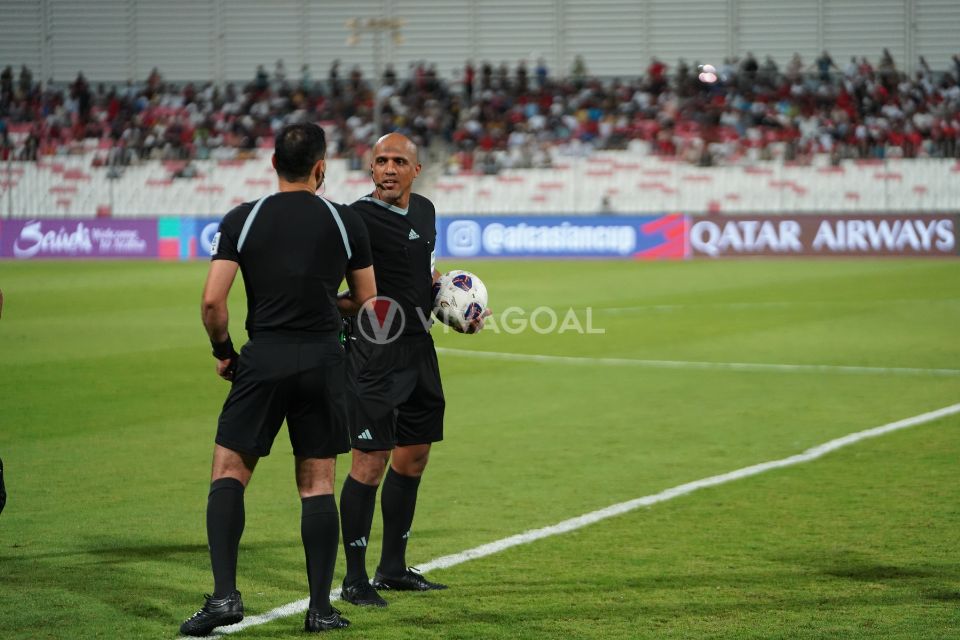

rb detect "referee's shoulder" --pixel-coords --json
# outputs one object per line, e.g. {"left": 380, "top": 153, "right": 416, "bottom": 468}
{"left": 409, "top": 192, "right": 436, "bottom": 215}
{"left": 348, "top": 194, "right": 376, "bottom": 213}
{"left": 221, "top": 199, "right": 257, "bottom": 225}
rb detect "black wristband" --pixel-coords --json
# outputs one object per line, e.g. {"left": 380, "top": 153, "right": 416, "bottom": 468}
{"left": 211, "top": 336, "right": 235, "bottom": 360}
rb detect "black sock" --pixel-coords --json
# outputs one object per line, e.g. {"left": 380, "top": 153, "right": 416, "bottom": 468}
{"left": 301, "top": 494, "right": 339, "bottom": 614}
{"left": 0, "top": 457, "right": 6, "bottom": 516}
{"left": 339, "top": 474, "right": 379, "bottom": 585}
{"left": 207, "top": 477, "right": 245, "bottom": 598}
{"left": 378, "top": 468, "right": 421, "bottom": 576}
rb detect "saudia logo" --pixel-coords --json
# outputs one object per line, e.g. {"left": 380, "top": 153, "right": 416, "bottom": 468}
{"left": 13, "top": 221, "right": 94, "bottom": 258}
{"left": 356, "top": 296, "right": 407, "bottom": 345}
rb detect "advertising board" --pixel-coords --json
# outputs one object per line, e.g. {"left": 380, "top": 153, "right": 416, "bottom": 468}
{"left": 437, "top": 215, "right": 687, "bottom": 259}
{"left": 688, "top": 215, "right": 956, "bottom": 258}
{"left": 0, "top": 219, "right": 157, "bottom": 259}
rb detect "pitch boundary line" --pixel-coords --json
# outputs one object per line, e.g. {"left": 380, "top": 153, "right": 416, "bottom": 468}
{"left": 435, "top": 347, "right": 960, "bottom": 377}
{"left": 595, "top": 297, "right": 960, "bottom": 314}
{"left": 207, "top": 402, "right": 960, "bottom": 636}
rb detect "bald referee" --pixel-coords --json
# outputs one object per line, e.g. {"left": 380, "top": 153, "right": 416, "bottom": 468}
{"left": 337, "top": 133, "right": 488, "bottom": 608}
{"left": 180, "top": 123, "right": 375, "bottom": 636}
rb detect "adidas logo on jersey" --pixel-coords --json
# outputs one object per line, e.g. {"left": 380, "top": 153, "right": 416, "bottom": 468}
{"left": 349, "top": 536, "right": 368, "bottom": 548}
{"left": 357, "top": 429, "right": 373, "bottom": 440}
{"left": 408, "top": 229, "right": 420, "bottom": 240}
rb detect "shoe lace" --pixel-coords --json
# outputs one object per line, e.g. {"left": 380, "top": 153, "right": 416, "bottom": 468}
{"left": 314, "top": 606, "right": 342, "bottom": 621}
{"left": 187, "top": 595, "right": 214, "bottom": 618}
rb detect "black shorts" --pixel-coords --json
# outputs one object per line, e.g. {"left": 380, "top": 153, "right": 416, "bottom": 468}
{"left": 346, "top": 332, "right": 445, "bottom": 450}
{"left": 216, "top": 334, "right": 351, "bottom": 458}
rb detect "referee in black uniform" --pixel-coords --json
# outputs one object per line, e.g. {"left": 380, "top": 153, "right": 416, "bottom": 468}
{"left": 338, "top": 133, "right": 487, "bottom": 608}
{"left": 180, "top": 123, "right": 375, "bottom": 636}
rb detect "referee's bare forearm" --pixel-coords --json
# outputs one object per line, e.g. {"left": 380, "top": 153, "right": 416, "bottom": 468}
{"left": 202, "top": 300, "right": 230, "bottom": 343}
{"left": 339, "top": 265, "right": 377, "bottom": 316}
{"left": 337, "top": 290, "right": 368, "bottom": 316}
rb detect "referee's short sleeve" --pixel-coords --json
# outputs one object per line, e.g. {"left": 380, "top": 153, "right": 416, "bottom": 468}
{"left": 210, "top": 205, "right": 247, "bottom": 262}
{"left": 341, "top": 206, "right": 373, "bottom": 270}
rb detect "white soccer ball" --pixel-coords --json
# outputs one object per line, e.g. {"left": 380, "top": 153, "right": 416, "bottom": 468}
{"left": 433, "top": 270, "right": 488, "bottom": 332}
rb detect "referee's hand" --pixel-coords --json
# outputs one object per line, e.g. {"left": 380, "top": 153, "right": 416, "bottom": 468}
{"left": 461, "top": 308, "right": 492, "bottom": 335}
{"left": 216, "top": 354, "right": 239, "bottom": 381}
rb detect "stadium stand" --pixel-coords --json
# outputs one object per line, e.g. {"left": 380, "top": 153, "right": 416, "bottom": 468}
{"left": 5, "top": 147, "right": 958, "bottom": 216}
{"left": 2, "top": 45, "right": 959, "bottom": 216}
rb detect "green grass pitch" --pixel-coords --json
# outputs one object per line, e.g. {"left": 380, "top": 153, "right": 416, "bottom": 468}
{"left": 0, "top": 258, "right": 958, "bottom": 639}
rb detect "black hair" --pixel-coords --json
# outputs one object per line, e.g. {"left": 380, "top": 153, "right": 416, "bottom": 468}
{"left": 273, "top": 123, "right": 326, "bottom": 182}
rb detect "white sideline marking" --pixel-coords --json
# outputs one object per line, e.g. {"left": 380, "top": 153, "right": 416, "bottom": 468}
{"left": 435, "top": 347, "right": 960, "bottom": 377}
{"left": 596, "top": 297, "right": 960, "bottom": 314}
{"left": 206, "top": 402, "right": 960, "bottom": 636}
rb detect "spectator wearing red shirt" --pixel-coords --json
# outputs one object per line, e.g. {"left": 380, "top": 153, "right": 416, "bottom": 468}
{"left": 647, "top": 57, "right": 667, "bottom": 95}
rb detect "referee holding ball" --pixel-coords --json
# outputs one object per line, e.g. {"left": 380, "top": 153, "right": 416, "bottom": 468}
{"left": 337, "top": 133, "right": 488, "bottom": 608}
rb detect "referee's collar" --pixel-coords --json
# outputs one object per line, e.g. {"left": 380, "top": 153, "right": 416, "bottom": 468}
{"left": 360, "top": 195, "right": 408, "bottom": 216}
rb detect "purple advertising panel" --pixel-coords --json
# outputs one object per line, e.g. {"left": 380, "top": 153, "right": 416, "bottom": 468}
{"left": 0, "top": 219, "right": 158, "bottom": 259}
{"left": 689, "top": 214, "right": 957, "bottom": 258}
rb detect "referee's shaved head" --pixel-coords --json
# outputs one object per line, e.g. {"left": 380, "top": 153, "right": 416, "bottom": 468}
{"left": 274, "top": 123, "right": 326, "bottom": 182}
{"left": 374, "top": 133, "right": 418, "bottom": 163}
{"left": 371, "top": 132, "right": 421, "bottom": 208}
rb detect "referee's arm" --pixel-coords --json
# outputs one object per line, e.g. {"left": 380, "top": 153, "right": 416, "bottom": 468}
{"left": 202, "top": 259, "right": 240, "bottom": 379}
{"left": 337, "top": 265, "right": 376, "bottom": 316}
{"left": 201, "top": 259, "right": 239, "bottom": 342}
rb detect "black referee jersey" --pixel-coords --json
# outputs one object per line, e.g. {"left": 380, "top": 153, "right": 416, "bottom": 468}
{"left": 351, "top": 193, "right": 436, "bottom": 335}
{"left": 212, "top": 191, "right": 372, "bottom": 337}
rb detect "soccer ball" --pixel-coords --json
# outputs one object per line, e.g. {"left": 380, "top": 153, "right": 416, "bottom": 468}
{"left": 433, "top": 270, "right": 488, "bottom": 332}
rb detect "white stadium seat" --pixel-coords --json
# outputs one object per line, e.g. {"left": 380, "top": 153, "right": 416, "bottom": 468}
{"left": 2, "top": 149, "right": 958, "bottom": 218}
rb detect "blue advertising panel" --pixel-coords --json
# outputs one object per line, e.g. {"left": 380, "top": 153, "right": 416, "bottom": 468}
{"left": 436, "top": 215, "right": 687, "bottom": 259}
{"left": 194, "top": 217, "right": 223, "bottom": 258}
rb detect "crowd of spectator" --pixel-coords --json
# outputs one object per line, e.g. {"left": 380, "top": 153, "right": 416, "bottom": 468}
{"left": 2, "top": 49, "right": 960, "bottom": 174}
